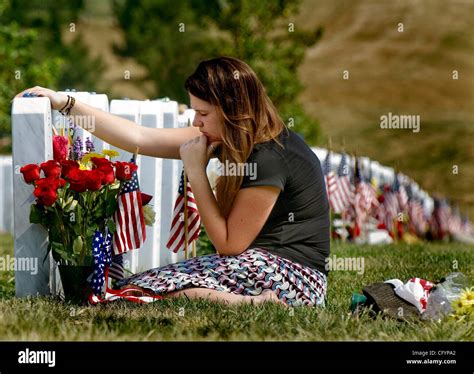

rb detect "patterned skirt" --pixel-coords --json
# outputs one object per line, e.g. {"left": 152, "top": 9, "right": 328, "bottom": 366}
{"left": 115, "top": 247, "right": 327, "bottom": 307}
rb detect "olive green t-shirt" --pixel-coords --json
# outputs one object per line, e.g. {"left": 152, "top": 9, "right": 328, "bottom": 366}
{"left": 240, "top": 128, "right": 330, "bottom": 274}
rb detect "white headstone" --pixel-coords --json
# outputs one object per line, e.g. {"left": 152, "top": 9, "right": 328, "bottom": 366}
{"left": 159, "top": 100, "right": 186, "bottom": 265}
{"left": 0, "top": 157, "right": 4, "bottom": 232}
{"left": 109, "top": 99, "right": 141, "bottom": 162}
{"left": 311, "top": 147, "right": 328, "bottom": 165}
{"left": 109, "top": 99, "right": 142, "bottom": 273}
{"left": 87, "top": 93, "right": 110, "bottom": 153}
{"left": 12, "top": 97, "right": 52, "bottom": 297}
{"left": 371, "top": 161, "right": 382, "bottom": 187}
{"left": 178, "top": 109, "right": 196, "bottom": 127}
{"left": 136, "top": 100, "right": 164, "bottom": 272}
{"left": 332, "top": 153, "right": 342, "bottom": 170}
{"left": 0, "top": 156, "right": 13, "bottom": 233}
{"left": 360, "top": 157, "right": 371, "bottom": 180}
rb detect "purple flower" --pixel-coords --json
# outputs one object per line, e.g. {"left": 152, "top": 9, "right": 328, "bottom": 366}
{"left": 85, "top": 137, "right": 95, "bottom": 153}
{"left": 73, "top": 136, "right": 84, "bottom": 160}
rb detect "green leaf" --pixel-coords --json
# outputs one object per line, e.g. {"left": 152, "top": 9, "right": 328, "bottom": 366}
{"left": 92, "top": 200, "right": 105, "bottom": 218}
{"left": 73, "top": 224, "right": 82, "bottom": 236}
{"left": 72, "top": 236, "right": 83, "bottom": 255}
{"left": 62, "top": 195, "right": 73, "bottom": 210}
{"left": 65, "top": 199, "right": 78, "bottom": 212}
{"left": 106, "top": 220, "right": 116, "bottom": 234}
{"left": 86, "top": 226, "right": 97, "bottom": 237}
{"left": 76, "top": 205, "right": 83, "bottom": 224}
{"left": 106, "top": 198, "right": 118, "bottom": 216}
{"left": 50, "top": 241, "right": 77, "bottom": 265}
{"left": 29, "top": 204, "right": 43, "bottom": 224}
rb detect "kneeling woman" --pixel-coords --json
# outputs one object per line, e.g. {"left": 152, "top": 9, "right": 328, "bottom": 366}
{"left": 118, "top": 57, "right": 330, "bottom": 306}
{"left": 16, "top": 57, "right": 330, "bottom": 306}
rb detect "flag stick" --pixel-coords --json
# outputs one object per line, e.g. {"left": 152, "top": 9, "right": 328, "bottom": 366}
{"left": 328, "top": 138, "right": 333, "bottom": 246}
{"left": 183, "top": 170, "right": 189, "bottom": 259}
{"left": 353, "top": 153, "right": 359, "bottom": 240}
{"left": 192, "top": 240, "right": 196, "bottom": 257}
{"left": 183, "top": 120, "right": 192, "bottom": 260}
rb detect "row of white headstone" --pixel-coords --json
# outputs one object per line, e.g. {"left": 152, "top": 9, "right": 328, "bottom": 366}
{"left": 2, "top": 147, "right": 434, "bottom": 235}
{"left": 311, "top": 148, "right": 434, "bottom": 217}
{"left": 11, "top": 92, "right": 196, "bottom": 297}
{"left": 7, "top": 91, "right": 435, "bottom": 297}
{"left": 0, "top": 141, "right": 433, "bottom": 237}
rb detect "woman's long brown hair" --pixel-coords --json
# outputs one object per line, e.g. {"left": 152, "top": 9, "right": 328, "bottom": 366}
{"left": 185, "top": 56, "right": 288, "bottom": 218}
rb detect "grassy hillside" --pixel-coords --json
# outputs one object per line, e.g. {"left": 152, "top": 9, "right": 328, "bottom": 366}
{"left": 296, "top": 0, "right": 474, "bottom": 217}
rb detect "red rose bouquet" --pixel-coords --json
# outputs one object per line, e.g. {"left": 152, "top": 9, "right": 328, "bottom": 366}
{"left": 20, "top": 135, "right": 153, "bottom": 267}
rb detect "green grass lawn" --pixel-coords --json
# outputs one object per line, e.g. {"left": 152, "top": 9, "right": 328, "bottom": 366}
{"left": 0, "top": 233, "right": 472, "bottom": 341}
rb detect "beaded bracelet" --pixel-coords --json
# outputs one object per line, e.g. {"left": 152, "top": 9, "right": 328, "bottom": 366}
{"left": 58, "top": 95, "right": 70, "bottom": 113}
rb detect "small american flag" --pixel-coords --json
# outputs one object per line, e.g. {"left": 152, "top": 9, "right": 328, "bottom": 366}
{"left": 383, "top": 179, "right": 401, "bottom": 232}
{"left": 108, "top": 254, "right": 125, "bottom": 280}
{"left": 354, "top": 158, "right": 379, "bottom": 213}
{"left": 448, "top": 206, "right": 463, "bottom": 236}
{"left": 166, "top": 168, "right": 201, "bottom": 253}
{"left": 332, "top": 153, "right": 354, "bottom": 214}
{"left": 433, "top": 198, "right": 450, "bottom": 239}
{"left": 408, "top": 198, "right": 427, "bottom": 235}
{"left": 393, "top": 174, "right": 409, "bottom": 212}
{"left": 112, "top": 156, "right": 146, "bottom": 255}
{"left": 323, "top": 150, "right": 338, "bottom": 211}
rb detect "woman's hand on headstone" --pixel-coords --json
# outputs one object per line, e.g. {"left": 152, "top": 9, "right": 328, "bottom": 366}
{"left": 14, "top": 86, "right": 68, "bottom": 111}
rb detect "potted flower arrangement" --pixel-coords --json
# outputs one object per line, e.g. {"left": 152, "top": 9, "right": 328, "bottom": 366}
{"left": 19, "top": 133, "right": 154, "bottom": 303}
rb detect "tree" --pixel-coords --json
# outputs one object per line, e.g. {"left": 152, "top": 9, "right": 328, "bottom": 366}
{"left": 113, "top": 0, "right": 222, "bottom": 103}
{"left": 113, "top": 0, "right": 323, "bottom": 143}
{"left": 0, "top": 19, "right": 61, "bottom": 151}
{"left": 0, "top": 0, "right": 105, "bottom": 151}
{"left": 1, "top": 0, "right": 105, "bottom": 92}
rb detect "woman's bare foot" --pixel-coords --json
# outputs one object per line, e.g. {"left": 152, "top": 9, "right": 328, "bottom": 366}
{"left": 119, "top": 285, "right": 286, "bottom": 306}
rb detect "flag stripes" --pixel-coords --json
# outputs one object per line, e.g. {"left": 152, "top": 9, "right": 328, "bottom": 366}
{"left": 112, "top": 158, "right": 146, "bottom": 255}
{"left": 166, "top": 169, "right": 201, "bottom": 253}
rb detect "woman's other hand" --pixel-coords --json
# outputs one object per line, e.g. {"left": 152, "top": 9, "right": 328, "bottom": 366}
{"left": 179, "top": 135, "right": 221, "bottom": 175}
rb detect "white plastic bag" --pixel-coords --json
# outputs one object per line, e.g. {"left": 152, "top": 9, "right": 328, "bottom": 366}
{"left": 422, "top": 272, "right": 468, "bottom": 321}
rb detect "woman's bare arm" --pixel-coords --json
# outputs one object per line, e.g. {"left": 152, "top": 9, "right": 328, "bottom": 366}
{"left": 69, "top": 100, "right": 201, "bottom": 159}
{"left": 186, "top": 166, "right": 280, "bottom": 256}
{"left": 15, "top": 86, "right": 201, "bottom": 159}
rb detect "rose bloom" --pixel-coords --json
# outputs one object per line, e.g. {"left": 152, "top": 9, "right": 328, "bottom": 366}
{"left": 36, "top": 177, "right": 66, "bottom": 190}
{"left": 91, "top": 157, "right": 114, "bottom": 185}
{"left": 33, "top": 184, "right": 58, "bottom": 206}
{"left": 60, "top": 160, "right": 80, "bottom": 178}
{"left": 40, "top": 160, "right": 61, "bottom": 179}
{"left": 97, "top": 164, "right": 115, "bottom": 185}
{"left": 66, "top": 168, "right": 88, "bottom": 193}
{"left": 20, "top": 164, "right": 40, "bottom": 184}
{"left": 115, "top": 161, "right": 138, "bottom": 181}
{"left": 91, "top": 157, "right": 112, "bottom": 167}
{"left": 141, "top": 192, "right": 153, "bottom": 206}
{"left": 84, "top": 169, "right": 104, "bottom": 191}
{"left": 52, "top": 135, "right": 69, "bottom": 163}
